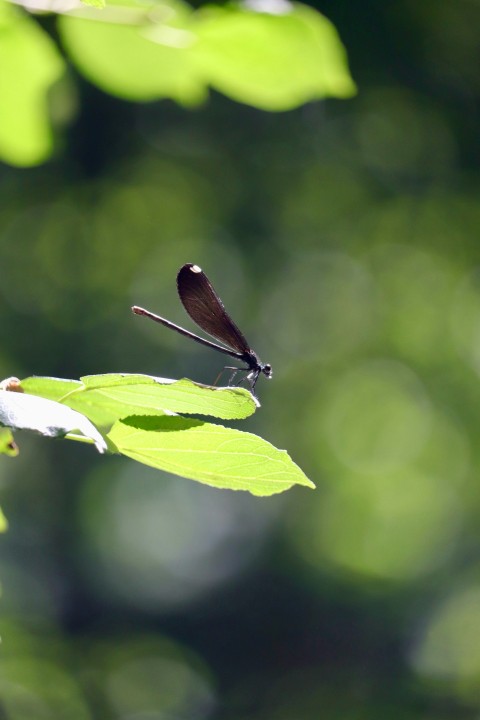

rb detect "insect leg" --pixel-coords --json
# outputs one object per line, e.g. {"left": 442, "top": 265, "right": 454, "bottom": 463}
{"left": 214, "top": 366, "right": 239, "bottom": 386}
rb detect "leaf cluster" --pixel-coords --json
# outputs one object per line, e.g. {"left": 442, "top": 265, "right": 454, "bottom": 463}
{"left": 0, "top": 0, "right": 355, "bottom": 166}
{"left": 0, "top": 373, "right": 314, "bottom": 501}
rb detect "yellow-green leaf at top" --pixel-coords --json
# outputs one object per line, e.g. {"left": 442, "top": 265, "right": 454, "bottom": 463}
{"left": 58, "top": 0, "right": 206, "bottom": 105}
{"left": 192, "top": 2, "right": 356, "bottom": 111}
{"left": 0, "top": 0, "right": 65, "bottom": 166}
{"left": 58, "top": 0, "right": 353, "bottom": 111}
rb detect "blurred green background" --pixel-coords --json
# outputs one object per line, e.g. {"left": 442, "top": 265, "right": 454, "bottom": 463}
{"left": 2, "top": 0, "right": 480, "bottom": 717}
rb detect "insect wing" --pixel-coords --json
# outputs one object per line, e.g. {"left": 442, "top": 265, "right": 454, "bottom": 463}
{"left": 177, "top": 264, "right": 250, "bottom": 354}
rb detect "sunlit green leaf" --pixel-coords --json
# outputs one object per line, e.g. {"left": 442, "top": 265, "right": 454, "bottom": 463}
{"left": 0, "top": 391, "right": 107, "bottom": 453}
{"left": 58, "top": 0, "right": 206, "bottom": 105}
{"left": 0, "top": 506, "right": 7, "bottom": 532}
{"left": 79, "top": 374, "right": 257, "bottom": 419}
{"left": 108, "top": 415, "right": 315, "bottom": 495}
{"left": 21, "top": 374, "right": 257, "bottom": 426}
{"left": 57, "top": 0, "right": 353, "bottom": 111}
{"left": 0, "top": 427, "right": 18, "bottom": 457}
{"left": 21, "top": 376, "right": 83, "bottom": 402}
{"left": 0, "top": 0, "right": 65, "bottom": 166}
{"left": 80, "top": 0, "right": 106, "bottom": 8}
{"left": 193, "top": 2, "right": 356, "bottom": 110}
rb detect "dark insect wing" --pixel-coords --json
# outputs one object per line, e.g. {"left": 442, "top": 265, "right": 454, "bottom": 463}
{"left": 177, "top": 263, "right": 251, "bottom": 354}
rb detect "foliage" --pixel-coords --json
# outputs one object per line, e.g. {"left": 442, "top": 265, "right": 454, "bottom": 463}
{"left": 0, "top": 374, "right": 314, "bottom": 495}
{"left": 0, "top": 0, "right": 355, "bottom": 166}
{"left": 0, "top": 0, "right": 64, "bottom": 166}
{"left": 2, "top": 0, "right": 480, "bottom": 717}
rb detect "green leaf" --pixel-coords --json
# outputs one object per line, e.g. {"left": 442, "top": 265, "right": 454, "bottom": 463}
{"left": 0, "top": 427, "right": 18, "bottom": 457}
{"left": 0, "top": 0, "right": 65, "bottom": 166}
{"left": 21, "top": 376, "right": 83, "bottom": 402}
{"left": 193, "top": 2, "right": 356, "bottom": 110}
{"left": 0, "top": 506, "right": 8, "bottom": 532}
{"left": 17, "top": 375, "right": 312, "bottom": 496}
{"left": 80, "top": 0, "right": 106, "bottom": 8}
{"left": 58, "top": 0, "right": 206, "bottom": 105}
{"left": 108, "top": 415, "right": 315, "bottom": 495}
{"left": 0, "top": 390, "right": 107, "bottom": 453}
{"left": 58, "top": 0, "right": 353, "bottom": 111}
{"left": 78, "top": 374, "right": 257, "bottom": 420}
{"left": 21, "top": 374, "right": 257, "bottom": 427}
